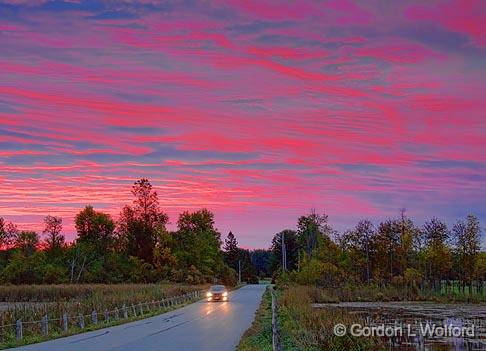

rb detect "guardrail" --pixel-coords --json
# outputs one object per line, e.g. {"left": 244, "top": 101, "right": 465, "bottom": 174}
{"left": 270, "top": 287, "right": 282, "bottom": 351}
{"left": 0, "top": 290, "right": 203, "bottom": 342}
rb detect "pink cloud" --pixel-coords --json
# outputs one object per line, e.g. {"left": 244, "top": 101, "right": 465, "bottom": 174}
{"left": 406, "top": 0, "right": 486, "bottom": 47}
{"left": 0, "top": 0, "right": 484, "bottom": 248}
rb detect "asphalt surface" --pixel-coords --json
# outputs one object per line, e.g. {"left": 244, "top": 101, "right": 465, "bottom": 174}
{"left": 13, "top": 284, "right": 267, "bottom": 351}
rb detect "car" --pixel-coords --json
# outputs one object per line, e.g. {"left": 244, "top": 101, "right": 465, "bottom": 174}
{"left": 206, "top": 285, "right": 228, "bottom": 302}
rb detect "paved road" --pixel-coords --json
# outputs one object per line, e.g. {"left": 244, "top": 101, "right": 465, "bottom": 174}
{"left": 13, "top": 284, "right": 267, "bottom": 351}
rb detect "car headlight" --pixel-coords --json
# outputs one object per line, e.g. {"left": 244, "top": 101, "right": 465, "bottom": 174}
{"left": 206, "top": 292, "right": 212, "bottom": 297}
{"left": 222, "top": 291, "right": 228, "bottom": 297}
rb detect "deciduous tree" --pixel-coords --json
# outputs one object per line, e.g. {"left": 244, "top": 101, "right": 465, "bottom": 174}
{"left": 75, "top": 205, "right": 115, "bottom": 254}
{"left": 43, "top": 215, "right": 64, "bottom": 251}
{"left": 117, "top": 178, "right": 169, "bottom": 263}
{"left": 14, "top": 231, "right": 39, "bottom": 256}
{"left": 453, "top": 214, "right": 482, "bottom": 292}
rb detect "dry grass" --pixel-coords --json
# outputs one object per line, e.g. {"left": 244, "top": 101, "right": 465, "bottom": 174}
{"left": 277, "top": 286, "right": 386, "bottom": 351}
{"left": 0, "top": 283, "right": 202, "bottom": 303}
{"left": 0, "top": 283, "right": 205, "bottom": 346}
{"left": 286, "top": 284, "right": 486, "bottom": 304}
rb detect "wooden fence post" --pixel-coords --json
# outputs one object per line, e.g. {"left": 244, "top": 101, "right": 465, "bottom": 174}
{"left": 114, "top": 307, "right": 119, "bottom": 320}
{"left": 15, "top": 320, "right": 22, "bottom": 340}
{"left": 271, "top": 289, "right": 282, "bottom": 351}
{"left": 123, "top": 304, "right": 128, "bottom": 319}
{"left": 62, "top": 313, "right": 68, "bottom": 333}
{"left": 104, "top": 310, "right": 109, "bottom": 322}
{"left": 92, "top": 310, "right": 98, "bottom": 324}
{"left": 41, "top": 315, "right": 48, "bottom": 336}
{"left": 79, "top": 314, "right": 85, "bottom": 329}
{"left": 139, "top": 303, "right": 144, "bottom": 316}
{"left": 132, "top": 305, "right": 137, "bottom": 317}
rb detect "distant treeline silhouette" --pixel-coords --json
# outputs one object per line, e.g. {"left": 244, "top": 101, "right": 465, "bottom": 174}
{"left": 269, "top": 210, "right": 484, "bottom": 296}
{"left": 0, "top": 179, "right": 484, "bottom": 294}
{"left": 0, "top": 179, "right": 253, "bottom": 285}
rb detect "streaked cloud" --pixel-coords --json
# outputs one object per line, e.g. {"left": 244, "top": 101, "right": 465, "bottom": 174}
{"left": 0, "top": 0, "right": 485, "bottom": 247}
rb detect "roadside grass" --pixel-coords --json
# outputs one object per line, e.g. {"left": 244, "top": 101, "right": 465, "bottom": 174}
{"left": 0, "top": 283, "right": 206, "bottom": 349}
{"left": 236, "top": 287, "right": 272, "bottom": 351}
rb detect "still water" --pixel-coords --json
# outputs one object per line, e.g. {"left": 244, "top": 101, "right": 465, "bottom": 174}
{"left": 316, "top": 302, "right": 486, "bottom": 350}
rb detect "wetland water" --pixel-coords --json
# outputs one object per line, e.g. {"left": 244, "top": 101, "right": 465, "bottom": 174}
{"left": 313, "top": 302, "right": 486, "bottom": 350}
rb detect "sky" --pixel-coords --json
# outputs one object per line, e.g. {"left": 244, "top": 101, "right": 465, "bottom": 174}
{"left": 0, "top": 0, "right": 485, "bottom": 248}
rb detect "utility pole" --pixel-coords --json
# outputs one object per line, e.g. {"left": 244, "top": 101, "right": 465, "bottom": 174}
{"left": 281, "top": 232, "right": 287, "bottom": 272}
{"left": 238, "top": 260, "right": 241, "bottom": 284}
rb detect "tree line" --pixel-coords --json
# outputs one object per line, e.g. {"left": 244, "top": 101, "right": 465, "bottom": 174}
{"left": 1, "top": 182, "right": 483, "bottom": 292}
{"left": 0, "top": 179, "right": 243, "bottom": 285}
{"left": 270, "top": 210, "right": 484, "bottom": 294}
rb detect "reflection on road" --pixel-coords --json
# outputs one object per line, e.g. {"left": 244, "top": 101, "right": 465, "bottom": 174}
{"left": 204, "top": 301, "right": 230, "bottom": 317}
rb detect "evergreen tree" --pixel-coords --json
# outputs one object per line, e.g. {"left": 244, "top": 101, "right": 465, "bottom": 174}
{"left": 223, "top": 231, "right": 239, "bottom": 270}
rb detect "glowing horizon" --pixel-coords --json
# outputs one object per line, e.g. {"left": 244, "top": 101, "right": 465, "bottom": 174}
{"left": 0, "top": 0, "right": 485, "bottom": 248}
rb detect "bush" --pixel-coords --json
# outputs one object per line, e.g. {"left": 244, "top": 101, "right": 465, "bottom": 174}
{"left": 1, "top": 252, "right": 47, "bottom": 284}
{"left": 290, "top": 259, "right": 344, "bottom": 287}
{"left": 127, "top": 256, "right": 158, "bottom": 283}
{"left": 42, "top": 264, "right": 68, "bottom": 284}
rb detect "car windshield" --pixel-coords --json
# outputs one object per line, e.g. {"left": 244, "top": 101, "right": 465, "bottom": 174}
{"left": 209, "top": 285, "right": 225, "bottom": 292}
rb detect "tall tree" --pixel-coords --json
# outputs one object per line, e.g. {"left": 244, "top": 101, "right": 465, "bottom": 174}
{"left": 0, "top": 218, "right": 10, "bottom": 249}
{"left": 297, "top": 210, "right": 332, "bottom": 258}
{"left": 75, "top": 206, "right": 115, "bottom": 254}
{"left": 396, "top": 210, "right": 420, "bottom": 278}
{"left": 222, "top": 231, "right": 258, "bottom": 282}
{"left": 453, "top": 214, "right": 482, "bottom": 292}
{"left": 223, "top": 231, "right": 239, "bottom": 270}
{"left": 340, "top": 220, "right": 375, "bottom": 283}
{"left": 373, "top": 220, "right": 400, "bottom": 283}
{"left": 173, "top": 209, "right": 223, "bottom": 277}
{"left": 0, "top": 219, "right": 17, "bottom": 250}
{"left": 43, "top": 215, "right": 64, "bottom": 251}
{"left": 270, "top": 229, "right": 299, "bottom": 272}
{"left": 117, "top": 178, "right": 169, "bottom": 263}
{"left": 422, "top": 218, "right": 451, "bottom": 290}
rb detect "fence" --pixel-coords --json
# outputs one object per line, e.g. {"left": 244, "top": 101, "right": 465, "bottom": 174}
{"left": 0, "top": 290, "right": 203, "bottom": 343}
{"left": 270, "top": 287, "right": 282, "bottom": 351}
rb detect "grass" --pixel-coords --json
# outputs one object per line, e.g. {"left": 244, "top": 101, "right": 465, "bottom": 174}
{"left": 236, "top": 287, "right": 273, "bottom": 351}
{"left": 0, "top": 283, "right": 206, "bottom": 349}
{"left": 0, "top": 283, "right": 204, "bottom": 303}
{"left": 276, "top": 286, "right": 387, "bottom": 351}
{"left": 306, "top": 283, "right": 486, "bottom": 304}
